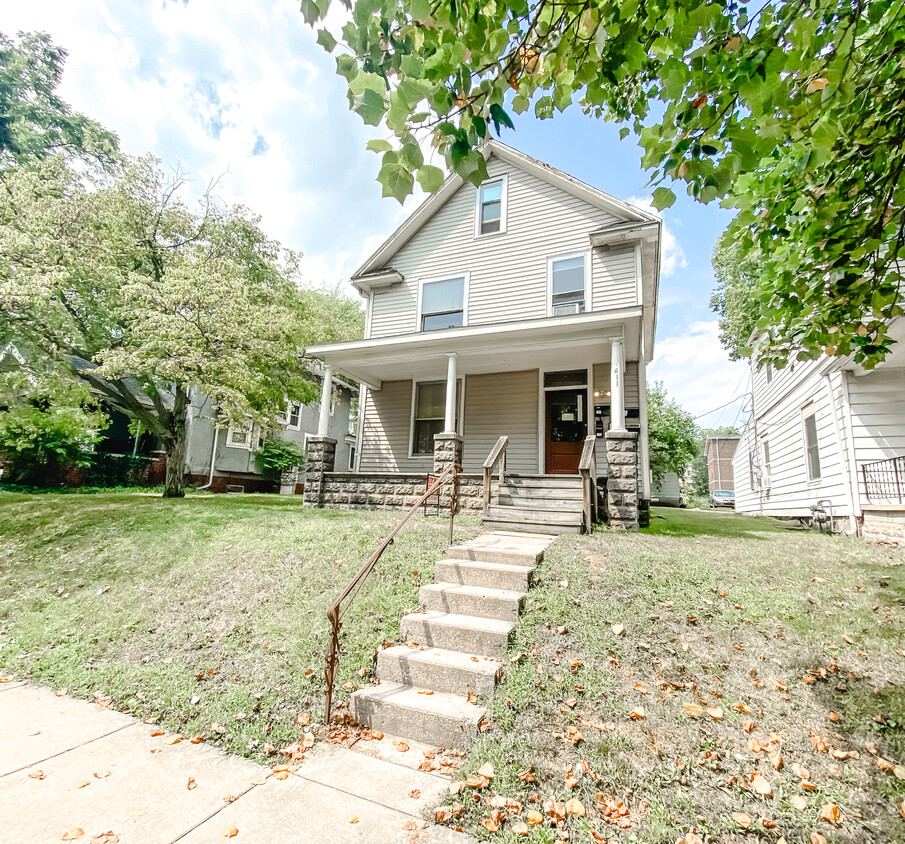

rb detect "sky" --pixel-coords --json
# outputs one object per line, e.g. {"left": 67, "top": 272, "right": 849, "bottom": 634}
{"left": 1, "top": 0, "right": 749, "bottom": 429}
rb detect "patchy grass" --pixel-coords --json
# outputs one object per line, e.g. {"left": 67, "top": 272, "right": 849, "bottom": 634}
{"left": 0, "top": 490, "right": 480, "bottom": 761}
{"left": 438, "top": 508, "right": 905, "bottom": 843}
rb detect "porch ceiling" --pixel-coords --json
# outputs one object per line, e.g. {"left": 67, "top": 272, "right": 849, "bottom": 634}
{"left": 308, "top": 309, "right": 641, "bottom": 389}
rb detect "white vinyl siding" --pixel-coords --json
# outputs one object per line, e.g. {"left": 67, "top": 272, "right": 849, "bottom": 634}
{"left": 367, "top": 155, "right": 634, "bottom": 338}
{"left": 359, "top": 380, "right": 430, "bottom": 472}
{"left": 461, "top": 370, "right": 539, "bottom": 474}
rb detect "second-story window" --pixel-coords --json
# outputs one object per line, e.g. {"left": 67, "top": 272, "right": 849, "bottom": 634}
{"left": 550, "top": 255, "right": 587, "bottom": 316}
{"left": 420, "top": 277, "right": 465, "bottom": 331}
{"left": 285, "top": 401, "right": 301, "bottom": 430}
{"left": 476, "top": 177, "right": 506, "bottom": 235}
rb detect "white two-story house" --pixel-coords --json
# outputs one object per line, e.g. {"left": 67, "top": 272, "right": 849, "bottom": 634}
{"left": 306, "top": 141, "right": 661, "bottom": 532}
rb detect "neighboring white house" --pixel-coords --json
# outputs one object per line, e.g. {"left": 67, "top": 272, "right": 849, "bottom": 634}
{"left": 734, "top": 317, "right": 905, "bottom": 541}
{"left": 306, "top": 141, "right": 662, "bottom": 532}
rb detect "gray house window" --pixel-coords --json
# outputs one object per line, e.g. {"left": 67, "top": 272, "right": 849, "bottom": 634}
{"left": 550, "top": 255, "right": 586, "bottom": 315}
{"left": 411, "top": 380, "right": 460, "bottom": 456}
{"left": 478, "top": 180, "right": 504, "bottom": 234}
{"left": 803, "top": 407, "right": 821, "bottom": 480}
{"left": 421, "top": 277, "right": 465, "bottom": 331}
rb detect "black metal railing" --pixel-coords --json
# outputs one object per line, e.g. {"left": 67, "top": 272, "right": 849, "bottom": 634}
{"left": 323, "top": 462, "right": 458, "bottom": 724}
{"left": 862, "top": 455, "right": 905, "bottom": 504}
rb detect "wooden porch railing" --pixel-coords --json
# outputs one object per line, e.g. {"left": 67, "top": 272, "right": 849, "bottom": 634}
{"left": 578, "top": 435, "right": 598, "bottom": 532}
{"left": 482, "top": 435, "right": 509, "bottom": 514}
{"left": 323, "top": 462, "right": 459, "bottom": 724}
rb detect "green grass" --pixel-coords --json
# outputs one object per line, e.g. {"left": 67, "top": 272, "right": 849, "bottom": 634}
{"left": 0, "top": 490, "right": 480, "bottom": 759}
{"left": 437, "top": 508, "right": 905, "bottom": 843}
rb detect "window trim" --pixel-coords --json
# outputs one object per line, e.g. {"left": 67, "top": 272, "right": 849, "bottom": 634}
{"left": 226, "top": 422, "right": 253, "bottom": 450}
{"left": 408, "top": 377, "right": 465, "bottom": 459}
{"left": 474, "top": 174, "right": 508, "bottom": 238}
{"left": 801, "top": 404, "right": 822, "bottom": 482}
{"left": 546, "top": 251, "right": 591, "bottom": 317}
{"left": 415, "top": 273, "right": 470, "bottom": 333}
{"left": 285, "top": 401, "right": 302, "bottom": 431}
{"left": 760, "top": 435, "right": 771, "bottom": 490}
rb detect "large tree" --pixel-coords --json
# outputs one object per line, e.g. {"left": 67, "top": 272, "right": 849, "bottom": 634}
{"left": 710, "top": 236, "right": 761, "bottom": 362}
{"left": 0, "top": 31, "right": 118, "bottom": 166}
{"left": 304, "top": 0, "right": 905, "bottom": 368}
{"left": 647, "top": 381, "right": 698, "bottom": 481}
{"left": 0, "top": 156, "right": 320, "bottom": 497}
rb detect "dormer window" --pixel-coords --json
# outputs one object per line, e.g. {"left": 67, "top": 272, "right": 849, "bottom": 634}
{"left": 476, "top": 176, "right": 507, "bottom": 236}
{"left": 420, "top": 276, "right": 466, "bottom": 331}
{"left": 549, "top": 254, "right": 588, "bottom": 316}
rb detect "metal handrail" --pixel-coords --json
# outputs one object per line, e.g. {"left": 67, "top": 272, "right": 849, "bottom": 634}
{"left": 323, "top": 461, "right": 459, "bottom": 724}
{"left": 482, "top": 436, "right": 509, "bottom": 513}
{"left": 862, "top": 455, "right": 905, "bottom": 504}
{"left": 578, "top": 435, "right": 598, "bottom": 532}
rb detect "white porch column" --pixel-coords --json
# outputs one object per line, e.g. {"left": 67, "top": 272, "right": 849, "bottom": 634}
{"left": 317, "top": 365, "right": 333, "bottom": 438}
{"left": 610, "top": 339, "right": 626, "bottom": 432}
{"left": 637, "top": 351, "right": 651, "bottom": 501}
{"left": 444, "top": 353, "right": 457, "bottom": 434}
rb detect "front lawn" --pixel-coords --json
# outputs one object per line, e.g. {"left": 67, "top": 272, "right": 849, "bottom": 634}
{"left": 437, "top": 508, "right": 905, "bottom": 843}
{"left": 0, "top": 490, "right": 480, "bottom": 758}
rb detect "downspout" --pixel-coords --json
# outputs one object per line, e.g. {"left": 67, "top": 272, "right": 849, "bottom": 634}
{"left": 197, "top": 426, "right": 219, "bottom": 491}
{"left": 823, "top": 371, "right": 857, "bottom": 534}
{"left": 839, "top": 370, "right": 863, "bottom": 532}
{"left": 749, "top": 361, "right": 763, "bottom": 516}
{"left": 637, "top": 342, "right": 651, "bottom": 503}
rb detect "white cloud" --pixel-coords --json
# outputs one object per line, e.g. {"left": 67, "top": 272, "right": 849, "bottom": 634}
{"left": 626, "top": 195, "right": 688, "bottom": 277}
{"left": 648, "top": 321, "right": 750, "bottom": 430}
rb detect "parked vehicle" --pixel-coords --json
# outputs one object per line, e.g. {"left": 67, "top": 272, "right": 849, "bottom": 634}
{"left": 709, "top": 489, "right": 736, "bottom": 508}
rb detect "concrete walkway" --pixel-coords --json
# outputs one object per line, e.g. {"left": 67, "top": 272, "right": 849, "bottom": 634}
{"left": 0, "top": 681, "right": 469, "bottom": 843}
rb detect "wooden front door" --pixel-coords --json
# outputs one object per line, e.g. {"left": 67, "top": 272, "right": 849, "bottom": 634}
{"left": 545, "top": 389, "right": 587, "bottom": 474}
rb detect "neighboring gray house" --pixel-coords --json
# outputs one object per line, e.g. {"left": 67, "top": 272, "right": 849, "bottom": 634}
{"left": 305, "top": 141, "right": 662, "bottom": 533}
{"left": 734, "top": 316, "right": 905, "bottom": 543}
{"left": 185, "top": 370, "right": 357, "bottom": 493}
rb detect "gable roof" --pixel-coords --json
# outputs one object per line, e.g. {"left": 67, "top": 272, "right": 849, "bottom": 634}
{"left": 351, "top": 140, "right": 659, "bottom": 285}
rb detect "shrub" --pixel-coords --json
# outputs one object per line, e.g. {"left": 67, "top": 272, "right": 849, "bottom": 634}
{"left": 253, "top": 437, "right": 307, "bottom": 480}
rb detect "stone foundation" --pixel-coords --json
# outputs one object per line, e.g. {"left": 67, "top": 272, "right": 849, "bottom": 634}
{"left": 318, "top": 472, "right": 484, "bottom": 512}
{"left": 862, "top": 506, "right": 905, "bottom": 547}
{"left": 303, "top": 436, "right": 336, "bottom": 507}
{"left": 605, "top": 430, "right": 639, "bottom": 530}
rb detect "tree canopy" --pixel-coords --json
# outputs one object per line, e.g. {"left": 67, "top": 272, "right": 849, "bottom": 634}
{"left": 710, "top": 235, "right": 761, "bottom": 362}
{"left": 647, "top": 381, "right": 698, "bottom": 480}
{"left": 305, "top": 0, "right": 905, "bottom": 367}
{"left": 0, "top": 31, "right": 118, "bottom": 166}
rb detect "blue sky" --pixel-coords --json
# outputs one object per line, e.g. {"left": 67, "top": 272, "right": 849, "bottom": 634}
{"left": 1, "top": 0, "right": 749, "bottom": 427}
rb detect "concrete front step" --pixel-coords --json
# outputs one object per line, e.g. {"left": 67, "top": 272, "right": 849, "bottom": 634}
{"left": 497, "top": 494, "right": 584, "bottom": 511}
{"left": 446, "top": 532, "right": 548, "bottom": 566}
{"left": 420, "top": 582, "right": 525, "bottom": 622}
{"left": 377, "top": 645, "right": 502, "bottom": 697}
{"left": 351, "top": 682, "right": 487, "bottom": 748}
{"left": 401, "top": 611, "right": 514, "bottom": 657}
{"left": 433, "top": 558, "right": 534, "bottom": 592}
{"left": 485, "top": 505, "right": 583, "bottom": 527}
{"left": 483, "top": 518, "right": 581, "bottom": 536}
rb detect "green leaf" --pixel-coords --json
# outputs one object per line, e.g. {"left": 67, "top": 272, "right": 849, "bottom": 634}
{"left": 489, "top": 103, "right": 514, "bottom": 133}
{"left": 299, "top": 0, "right": 324, "bottom": 24}
{"left": 352, "top": 89, "right": 386, "bottom": 126}
{"left": 416, "top": 164, "right": 445, "bottom": 193}
{"left": 316, "top": 28, "right": 337, "bottom": 52}
{"left": 365, "top": 139, "right": 393, "bottom": 153}
{"left": 511, "top": 95, "right": 530, "bottom": 115}
{"left": 377, "top": 162, "right": 415, "bottom": 202}
{"left": 651, "top": 187, "right": 676, "bottom": 210}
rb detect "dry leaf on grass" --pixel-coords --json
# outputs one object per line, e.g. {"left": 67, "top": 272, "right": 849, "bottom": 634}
{"left": 512, "top": 822, "right": 529, "bottom": 835}
{"left": 477, "top": 762, "right": 495, "bottom": 778}
{"left": 611, "top": 623, "right": 625, "bottom": 636}
{"left": 742, "top": 719, "right": 756, "bottom": 733}
{"left": 791, "top": 795, "right": 808, "bottom": 811}
{"left": 749, "top": 773, "right": 773, "bottom": 796}
{"left": 683, "top": 703, "right": 703, "bottom": 718}
{"left": 565, "top": 798, "right": 585, "bottom": 817}
{"left": 810, "top": 834, "right": 827, "bottom": 844}
{"left": 707, "top": 706, "right": 723, "bottom": 720}
{"left": 526, "top": 810, "right": 544, "bottom": 826}
{"left": 818, "top": 803, "right": 845, "bottom": 825}
{"left": 627, "top": 707, "right": 646, "bottom": 720}
{"left": 732, "top": 812, "right": 752, "bottom": 827}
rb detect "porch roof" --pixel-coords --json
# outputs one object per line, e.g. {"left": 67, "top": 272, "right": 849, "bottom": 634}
{"left": 307, "top": 308, "right": 641, "bottom": 389}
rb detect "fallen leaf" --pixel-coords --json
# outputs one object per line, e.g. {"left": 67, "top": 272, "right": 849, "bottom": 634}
{"left": 481, "top": 817, "right": 499, "bottom": 833}
{"left": 768, "top": 749, "right": 783, "bottom": 770}
{"left": 448, "top": 781, "right": 465, "bottom": 795}
{"left": 732, "top": 812, "right": 752, "bottom": 827}
{"left": 296, "top": 713, "right": 311, "bottom": 727}
{"left": 222, "top": 827, "right": 238, "bottom": 839}
{"left": 302, "top": 732, "right": 315, "bottom": 749}
{"left": 791, "top": 795, "right": 808, "bottom": 811}
{"left": 433, "top": 806, "right": 452, "bottom": 822}
{"left": 74, "top": 779, "right": 90, "bottom": 789}
{"left": 807, "top": 77, "right": 830, "bottom": 93}
{"left": 29, "top": 769, "right": 46, "bottom": 780}
{"left": 89, "top": 833, "right": 119, "bottom": 844}
{"left": 61, "top": 830, "right": 84, "bottom": 841}
{"left": 93, "top": 771, "right": 111, "bottom": 779}
{"left": 566, "top": 798, "right": 586, "bottom": 817}
{"left": 402, "top": 820, "right": 419, "bottom": 832}
{"left": 349, "top": 817, "right": 359, "bottom": 824}
{"left": 627, "top": 707, "right": 645, "bottom": 720}
{"left": 250, "top": 776, "right": 267, "bottom": 786}
{"left": 818, "top": 803, "right": 845, "bottom": 825}
{"left": 393, "top": 740, "right": 409, "bottom": 753}
{"left": 810, "top": 834, "right": 827, "bottom": 844}
{"left": 189, "top": 735, "right": 204, "bottom": 744}
{"left": 707, "top": 706, "right": 723, "bottom": 720}
{"left": 466, "top": 691, "right": 477, "bottom": 704}
{"left": 149, "top": 730, "right": 165, "bottom": 737}
{"left": 477, "top": 762, "right": 495, "bottom": 778}
{"left": 611, "top": 623, "right": 625, "bottom": 636}
{"left": 683, "top": 703, "right": 703, "bottom": 718}
{"left": 526, "top": 809, "right": 544, "bottom": 826}
{"left": 743, "top": 719, "right": 756, "bottom": 733}
{"left": 187, "top": 777, "right": 197, "bottom": 790}
{"left": 512, "top": 822, "right": 529, "bottom": 835}
{"left": 750, "top": 774, "right": 773, "bottom": 796}
{"left": 165, "top": 736, "right": 182, "bottom": 745}
{"left": 897, "top": 797, "right": 905, "bottom": 820}
{"left": 273, "top": 771, "right": 289, "bottom": 780}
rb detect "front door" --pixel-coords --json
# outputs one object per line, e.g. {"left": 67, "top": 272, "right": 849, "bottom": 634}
{"left": 545, "top": 389, "right": 587, "bottom": 474}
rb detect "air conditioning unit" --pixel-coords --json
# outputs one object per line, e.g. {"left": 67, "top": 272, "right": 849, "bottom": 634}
{"left": 553, "top": 302, "right": 581, "bottom": 316}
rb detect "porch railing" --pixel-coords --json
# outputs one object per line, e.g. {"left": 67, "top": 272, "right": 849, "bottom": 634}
{"left": 323, "top": 461, "right": 459, "bottom": 724}
{"left": 578, "top": 435, "right": 598, "bottom": 532}
{"left": 482, "top": 436, "right": 509, "bottom": 514}
{"left": 862, "top": 455, "right": 905, "bottom": 504}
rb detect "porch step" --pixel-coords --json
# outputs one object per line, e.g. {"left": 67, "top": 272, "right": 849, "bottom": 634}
{"left": 433, "top": 558, "right": 534, "bottom": 592}
{"left": 350, "top": 682, "right": 487, "bottom": 748}
{"left": 485, "top": 505, "right": 583, "bottom": 527}
{"left": 420, "top": 582, "right": 524, "bottom": 622}
{"left": 400, "top": 610, "right": 514, "bottom": 657}
{"left": 377, "top": 645, "right": 502, "bottom": 697}
{"left": 498, "top": 485, "right": 584, "bottom": 501}
{"left": 482, "top": 518, "right": 582, "bottom": 536}
{"left": 446, "top": 533, "right": 548, "bottom": 566}
{"left": 497, "top": 494, "right": 583, "bottom": 510}
{"left": 504, "top": 475, "right": 583, "bottom": 489}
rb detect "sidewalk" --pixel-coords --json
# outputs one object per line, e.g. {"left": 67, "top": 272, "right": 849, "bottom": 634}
{"left": 0, "top": 681, "right": 469, "bottom": 843}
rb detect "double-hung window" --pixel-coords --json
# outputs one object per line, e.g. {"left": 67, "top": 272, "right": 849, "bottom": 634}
{"left": 411, "top": 380, "right": 461, "bottom": 456}
{"left": 802, "top": 406, "right": 821, "bottom": 481}
{"left": 760, "top": 437, "right": 771, "bottom": 489}
{"left": 285, "top": 402, "right": 301, "bottom": 430}
{"left": 226, "top": 423, "right": 251, "bottom": 449}
{"left": 476, "top": 178, "right": 506, "bottom": 235}
{"left": 420, "top": 277, "right": 465, "bottom": 331}
{"left": 550, "top": 255, "right": 587, "bottom": 315}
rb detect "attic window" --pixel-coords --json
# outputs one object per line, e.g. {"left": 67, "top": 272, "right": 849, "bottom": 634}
{"left": 476, "top": 177, "right": 506, "bottom": 235}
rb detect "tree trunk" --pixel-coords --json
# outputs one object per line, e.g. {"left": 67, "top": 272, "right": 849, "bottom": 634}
{"left": 162, "top": 387, "right": 189, "bottom": 498}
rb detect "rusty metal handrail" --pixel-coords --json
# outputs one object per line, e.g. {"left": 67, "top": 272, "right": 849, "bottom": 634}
{"left": 323, "top": 461, "right": 459, "bottom": 723}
